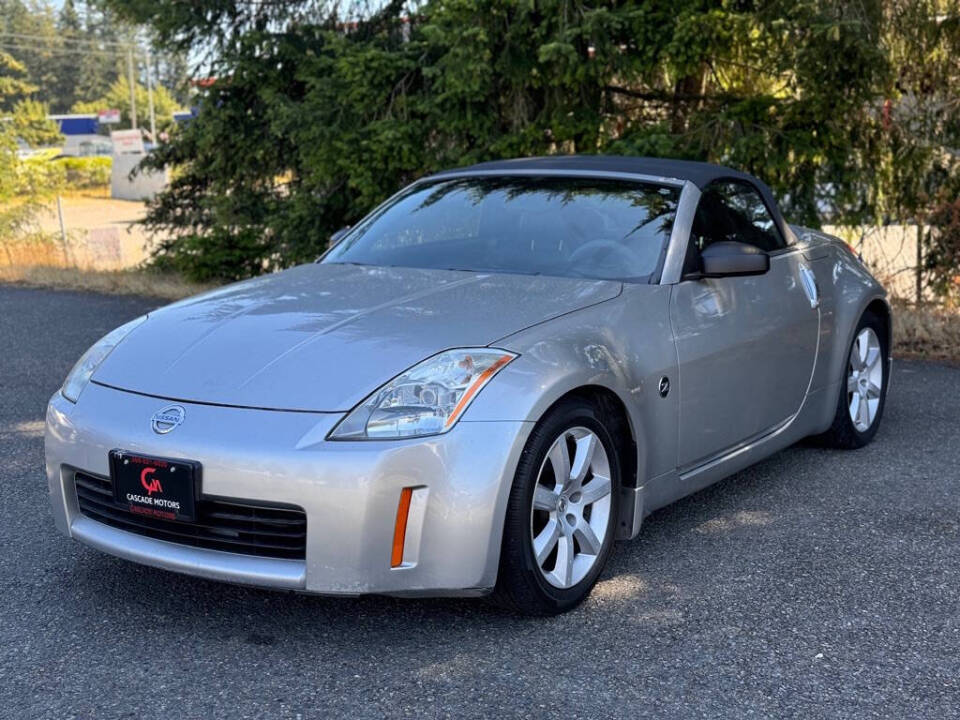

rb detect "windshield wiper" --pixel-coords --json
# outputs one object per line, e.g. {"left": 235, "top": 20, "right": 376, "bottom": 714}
{"left": 443, "top": 267, "right": 544, "bottom": 276}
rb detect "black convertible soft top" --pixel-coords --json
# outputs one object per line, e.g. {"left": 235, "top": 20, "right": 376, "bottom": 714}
{"left": 431, "top": 155, "right": 761, "bottom": 190}
{"left": 429, "top": 155, "right": 792, "bottom": 244}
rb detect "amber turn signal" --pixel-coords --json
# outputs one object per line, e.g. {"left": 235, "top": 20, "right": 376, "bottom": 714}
{"left": 391, "top": 487, "right": 414, "bottom": 568}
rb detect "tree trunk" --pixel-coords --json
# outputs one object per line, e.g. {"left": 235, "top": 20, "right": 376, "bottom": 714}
{"left": 670, "top": 66, "right": 708, "bottom": 135}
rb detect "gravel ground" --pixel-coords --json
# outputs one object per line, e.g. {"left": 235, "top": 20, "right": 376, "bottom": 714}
{"left": 1, "top": 285, "right": 958, "bottom": 719}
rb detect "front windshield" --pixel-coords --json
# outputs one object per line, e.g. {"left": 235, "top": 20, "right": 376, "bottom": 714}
{"left": 323, "top": 176, "right": 681, "bottom": 282}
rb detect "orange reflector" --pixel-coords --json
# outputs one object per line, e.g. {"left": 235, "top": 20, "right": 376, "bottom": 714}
{"left": 444, "top": 354, "right": 514, "bottom": 429}
{"left": 391, "top": 487, "right": 414, "bottom": 568}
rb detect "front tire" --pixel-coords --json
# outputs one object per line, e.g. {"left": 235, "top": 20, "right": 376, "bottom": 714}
{"left": 815, "top": 311, "right": 889, "bottom": 449}
{"left": 491, "top": 397, "right": 621, "bottom": 615}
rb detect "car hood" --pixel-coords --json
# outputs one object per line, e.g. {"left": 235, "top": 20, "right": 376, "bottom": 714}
{"left": 93, "top": 263, "right": 621, "bottom": 412}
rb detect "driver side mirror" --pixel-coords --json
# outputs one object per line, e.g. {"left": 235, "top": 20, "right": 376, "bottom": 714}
{"left": 690, "top": 241, "right": 769, "bottom": 279}
{"left": 329, "top": 226, "right": 352, "bottom": 246}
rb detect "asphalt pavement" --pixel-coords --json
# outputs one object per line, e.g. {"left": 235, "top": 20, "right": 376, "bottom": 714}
{"left": 1, "top": 284, "right": 959, "bottom": 719}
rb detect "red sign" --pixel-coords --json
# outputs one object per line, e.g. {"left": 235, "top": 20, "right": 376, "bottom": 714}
{"left": 97, "top": 108, "right": 121, "bottom": 124}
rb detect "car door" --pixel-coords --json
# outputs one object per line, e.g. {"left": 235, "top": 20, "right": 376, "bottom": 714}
{"left": 670, "top": 180, "right": 819, "bottom": 468}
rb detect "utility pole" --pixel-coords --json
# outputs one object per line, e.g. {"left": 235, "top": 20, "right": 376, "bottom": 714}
{"left": 146, "top": 49, "right": 156, "bottom": 143}
{"left": 127, "top": 47, "right": 137, "bottom": 129}
{"left": 916, "top": 222, "right": 923, "bottom": 305}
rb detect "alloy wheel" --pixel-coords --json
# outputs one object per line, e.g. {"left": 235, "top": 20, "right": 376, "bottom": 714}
{"left": 847, "top": 327, "right": 883, "bottom": 432}
{"left": 529, "top": 427, "right": 612, "bottom": 589}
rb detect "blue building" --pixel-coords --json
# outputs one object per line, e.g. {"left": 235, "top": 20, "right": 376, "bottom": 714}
{"left": 48, "top": 114, "right": 112, "bottom": 156}
{"left": 49, "top": 114, "right": 100, "bottom": 135}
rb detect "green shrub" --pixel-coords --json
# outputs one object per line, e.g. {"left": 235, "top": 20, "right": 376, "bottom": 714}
{"left": 54, "top": 156, "right": 112, "bottom": 189}
{"left": 18, "top": 155, "right": 112, "bottom": 192}
{"left": 17, "top": 155, "right": 65, "bottom": 194}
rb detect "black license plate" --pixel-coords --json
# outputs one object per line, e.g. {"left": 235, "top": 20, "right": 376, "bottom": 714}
{"left": 110, "top": 450, "right": 199, "bottom": 522}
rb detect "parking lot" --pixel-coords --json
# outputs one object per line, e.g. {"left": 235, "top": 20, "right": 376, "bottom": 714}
{"left": 2, "top": 284, "right": 959, "bottom": 719}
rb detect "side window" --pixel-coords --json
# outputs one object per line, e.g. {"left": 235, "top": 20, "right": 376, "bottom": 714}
{"left": 689, "top": 181, "right": 785, "bottom": 255}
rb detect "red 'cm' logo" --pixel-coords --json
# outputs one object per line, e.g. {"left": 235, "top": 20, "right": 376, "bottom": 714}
{"left": 140, "top": 467, "right": 163, "bottom": 496}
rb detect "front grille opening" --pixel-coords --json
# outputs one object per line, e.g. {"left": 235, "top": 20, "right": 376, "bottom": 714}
{"left": 74, "top": 471, "right": 306, "bottom": 560}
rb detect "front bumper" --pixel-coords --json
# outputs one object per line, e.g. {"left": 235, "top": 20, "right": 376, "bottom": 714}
{"left": 45, "top": 383, "right": 532, "bottom": 596}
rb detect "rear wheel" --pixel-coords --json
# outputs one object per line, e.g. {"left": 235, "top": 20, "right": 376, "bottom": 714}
{"left": 815, "top": 312, "right": 889, "bottom": 449}
{"left": 491, "top": 397, "right": 621, "bottom": 615}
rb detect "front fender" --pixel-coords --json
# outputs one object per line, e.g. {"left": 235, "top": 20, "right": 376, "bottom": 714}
{"left": 465, "top": 286, "right": 679, "bottom": 486}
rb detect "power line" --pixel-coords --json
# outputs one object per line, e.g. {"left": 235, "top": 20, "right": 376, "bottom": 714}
{"left": 0, "top": 31, "right": 136, "bottom": 48}
{"left": 0, "top": 41, "right": 126, "bottom": 58}
{"left": 0, "top": 36, "right": 179, "bottom": 63}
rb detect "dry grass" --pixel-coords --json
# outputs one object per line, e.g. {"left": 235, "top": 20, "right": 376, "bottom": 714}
{"left": 1, "top": 211, "right": 209, "bottom": 301}
{"left": 58, "top": 187, "right": 112, "bottom": 200}
{"left": 893, "top": 302, "right": 960, "bottom": 365}
{"left": 0, "top": 265, "right": 214, "bottom": 301}
{"left": 0, "top": 233, "right": 70, "bottom": 267}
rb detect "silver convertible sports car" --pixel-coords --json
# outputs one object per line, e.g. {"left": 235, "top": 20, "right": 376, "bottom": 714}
{"left": 45, "top": 156, "right": 891, "bottom": 615}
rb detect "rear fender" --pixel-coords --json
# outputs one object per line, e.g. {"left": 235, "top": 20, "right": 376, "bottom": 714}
{"left": 799, "top": 236, "right": 890, "bottom": 432}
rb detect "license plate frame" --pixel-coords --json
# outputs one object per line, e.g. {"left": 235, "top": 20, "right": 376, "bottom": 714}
{"left": 109, "top": 450, "right": 200, "bottom": 523}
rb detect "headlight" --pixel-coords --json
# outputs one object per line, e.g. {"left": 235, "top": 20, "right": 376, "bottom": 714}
{"left": 329, "top": 348, "right": 517, "bottom": 440}
{"left": 61, "top": 315, "right": 147, "bottom": 403}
